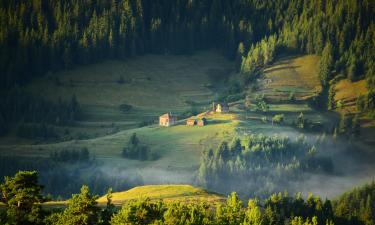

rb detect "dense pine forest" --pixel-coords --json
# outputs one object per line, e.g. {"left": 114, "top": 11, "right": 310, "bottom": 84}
{"left": 197, "top": 134, "right": 334, "bottom": 198}
{"left": 0, "top": 0, "right": 374, "bottom": 88}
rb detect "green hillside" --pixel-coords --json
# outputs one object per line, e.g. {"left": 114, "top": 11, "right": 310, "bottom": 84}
{"left": 0, "top": 51, "right": 233, "bottom": 144}
{"left": 42, "top": 185, "right": 225, "bottom": 208}
{"left": 97, "top": 185, "right": 225, "bottom": 205}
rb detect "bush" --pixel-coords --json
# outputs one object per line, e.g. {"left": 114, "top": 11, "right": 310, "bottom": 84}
{"left": 272, "top": 114, "right": 284, "bottom": 124}
{"left": 122, "top": 133, "right": 157, "bottom": 161}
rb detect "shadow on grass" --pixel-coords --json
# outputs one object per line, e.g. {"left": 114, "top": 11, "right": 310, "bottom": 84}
{"left": 207, "top": 119, "right": 232, "bottom": 125}
{"left": 264, "top": 65, "right": 301, "bottom": 74}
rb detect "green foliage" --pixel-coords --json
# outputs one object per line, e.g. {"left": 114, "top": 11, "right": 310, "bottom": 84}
{"left": 0, "top": 171, "right": 44, "bottom": 225}
{"left": 54, "top": 186, "right": 100, "bottom": 225}
{"left": 110, "top": 199, "right": 165, "bottom": 225}
{"left": 297, "top": 112, "right": 306, "bottom": 129}
{"left": 319, "top": 42, "right": 334, "bottom": 86}
{"left": 215, "top": 192, "right": 244, "bottom": 225}
{"left": 272, "top": 114, "right": 284, "bottom": 125}
{"left": 337, "top": 114, "right": 361, "bottom": 138}
{"left": 254, "top": 94, "right": 269, "bottom": 112}
{"left": 243, "top": 199, "right": 264, "bottom": 225}
{"left": 1, "top": 171, "right": 375, "bottom": 225}
{"left": 241, "top": 35, "right": 278, "bottom": 82}
{"left": 163, "top": 202, "right": 212, "bottom": 225}
{"left": 0, "top": 90, "right": 82, "bottom": 137}
{"left": 356, "top": 90, "right": 375, "bottom": 112}
{"left": 122, "top": 133, "right": 157, "bottom": 161}
{"left": 328, "top": 85, "right": 335, "bottom": 110}
{"left": 333, "top": 182, "right": 375, "bottom": 225}
{"left": 198, "top": 134, "right": 333, "bottom": 197}
{"left": 100, "top": 188, "right": 116, "bottom": 225}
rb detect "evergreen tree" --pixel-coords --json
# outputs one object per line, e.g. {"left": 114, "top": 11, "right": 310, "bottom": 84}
{"left": 55, "top": 186, "right": 100, "bottom": 225}
{"left": 243, "top": 199, "right": 264, "bottom": 225}
{"left": 328, "top": 84, "right": 336, "bottom": 110}
{"left": 0, "top": 171, "right": 44, "bottom": 225}
{"left": 319, "top": 42, "right": 334, "bottom": 86}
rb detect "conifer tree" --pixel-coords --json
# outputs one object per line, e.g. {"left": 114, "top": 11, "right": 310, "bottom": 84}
{"left": 0, "top": 171, "right": 44, "bottom": 225}
{"left": 319, "top": 42, "right": 334, "bottom": 86}
{"left": 55, "top": 186, "right": 100, "bottom": 225}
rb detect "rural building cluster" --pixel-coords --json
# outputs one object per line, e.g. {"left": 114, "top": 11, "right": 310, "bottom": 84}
{"left": 159, "top": 102, "right": 229, "bottom": 127}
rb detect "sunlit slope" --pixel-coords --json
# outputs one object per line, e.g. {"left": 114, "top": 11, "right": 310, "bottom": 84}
{"left": 21, "top": 51, "right": 233, "bottom": 136}
{"left": 41, "top": 185, "right": 225, "bottom": 208}
{"left": 261, "top": 55, "right": 321, "bottom": 100}
{"left": 97, "top": 185, "right": 225, "bottom": 205}
{"left": 0, "top": 113, "right": 238, "bottom": 183}
{"left": 334, "top": 79, "right": 368, "bottom": 114}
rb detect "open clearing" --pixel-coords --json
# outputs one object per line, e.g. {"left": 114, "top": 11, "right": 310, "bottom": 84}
{"left": 261, "top": 55, "right": 321, "bottom": 101}
{"left": 334, "top": 79, "right": 368, "bottom": 114}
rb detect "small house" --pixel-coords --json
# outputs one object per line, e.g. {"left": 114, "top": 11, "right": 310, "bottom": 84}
{"left": 213, "top": 102, "right": 229, "bottom": 113}
{"left": 159, "top": 113, "right": 177, "bottom": 127}
{"left": 197, "top": 118, "right": 207, "bottom": 126}
{"left": 186, "top": 118, "right": 196, "bottom": 126}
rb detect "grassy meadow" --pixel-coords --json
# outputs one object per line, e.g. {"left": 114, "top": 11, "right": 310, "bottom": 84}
{"left": 261, "top": 55, "right": 321, "bottom": 101}
{"left": 2, "top": 51, "right": 232, "bottom": 142}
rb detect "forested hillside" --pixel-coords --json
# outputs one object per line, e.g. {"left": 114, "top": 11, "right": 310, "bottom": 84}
{"left": 1, "top": 0, "right": 373, "bottom": 90}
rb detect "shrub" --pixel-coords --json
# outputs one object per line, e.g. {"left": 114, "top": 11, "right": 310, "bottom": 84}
{"left": 272, "top": 114, "right": 284, "bottom": 124}
{"left": 122, "top": 133, "right": 157, "bottom": 161}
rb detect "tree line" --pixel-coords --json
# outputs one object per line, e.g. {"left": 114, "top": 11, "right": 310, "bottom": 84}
{"left": 197, "top": 134, "right": 333, "bottom": 198}
{"left": 1, "top": 171, "right": 374, "bottom": 225}
{"left": 0, "top": 89, "right": 81, "bottom": 137}
{"left": 0, "top": 154, "right": 141, "bottom": 199}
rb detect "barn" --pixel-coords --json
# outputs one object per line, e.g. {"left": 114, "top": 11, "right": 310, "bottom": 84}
{"left": 159, "top": 113, "right": 177, "bottom": 127}
{"left": 186, "top": 118, "right": 196, "bottom": 126}
{"left": 197, "top": 118, "right": 207, "bottom": 126}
